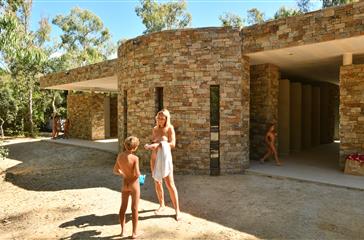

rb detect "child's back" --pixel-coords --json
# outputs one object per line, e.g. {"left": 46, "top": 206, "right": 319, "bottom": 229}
{"left": 113, "top": 136, "right": 142, "bottom": 239}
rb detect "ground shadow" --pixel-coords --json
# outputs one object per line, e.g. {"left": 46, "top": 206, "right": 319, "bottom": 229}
{"left": 4, "top": 141, "right": 120, "bottom": 192}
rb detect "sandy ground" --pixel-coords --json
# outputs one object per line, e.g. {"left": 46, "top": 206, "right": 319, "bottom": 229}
{"left": 0, "top": 139, "right": 364, "bottom": 240}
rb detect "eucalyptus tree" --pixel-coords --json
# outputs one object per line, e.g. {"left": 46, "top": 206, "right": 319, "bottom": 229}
{"left": 135, "top": 0, "right": 192, "bottom": 34}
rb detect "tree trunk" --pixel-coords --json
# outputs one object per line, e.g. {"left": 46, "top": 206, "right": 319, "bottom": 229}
{"left": 0, "top": 117, "right": 4, "bottom": 139}
{"left": 28, "top": 87, "right": 34, "bottom": 137}
{"left": 52, "top": 92, "right": 57, "bottom": 116}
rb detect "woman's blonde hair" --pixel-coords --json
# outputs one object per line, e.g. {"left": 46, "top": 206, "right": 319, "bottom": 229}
{"left": 155, "top": 109, "right": 171, "bottom": 128}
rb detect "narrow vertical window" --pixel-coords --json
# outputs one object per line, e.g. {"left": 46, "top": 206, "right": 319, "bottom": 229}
{"left": 210, "top": 85, "right": 220, "bottom": 176}
{"left": 155, "top": 87, "right": 164, "bottom": 113}
{"left": 123, "top": 90, "right": 127, "bottom": 140}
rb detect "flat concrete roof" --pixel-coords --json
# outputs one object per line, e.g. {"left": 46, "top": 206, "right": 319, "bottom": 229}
{"left": 40, "top": 59, "right": 118, "bottom": 92}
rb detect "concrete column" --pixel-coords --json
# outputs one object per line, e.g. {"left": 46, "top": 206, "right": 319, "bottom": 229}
{"left": 343, "top": 53, "right": 353, "bottom": 66}
{"left": 302, "top": 85, "right": 312, "bottom": 149}
{"left": 290, "top": 82, "right": 302, "bottom": 152}
{"left": 278, "top": 79, "right": 290, "bottom": 156}
{"left": 320, "top": 84, "right": 329, "bottom": 144}
{"left": 312, "top": 87, "right": 321, "bottom": 147}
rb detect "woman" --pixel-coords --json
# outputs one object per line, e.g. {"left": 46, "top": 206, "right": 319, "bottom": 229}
{"left": 145, "top": 109, "right": 181, "bottom": 221}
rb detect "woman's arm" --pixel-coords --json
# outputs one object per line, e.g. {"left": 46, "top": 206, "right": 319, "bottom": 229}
{"left": 168, "top": 126, "right": 176, "bottom": 148}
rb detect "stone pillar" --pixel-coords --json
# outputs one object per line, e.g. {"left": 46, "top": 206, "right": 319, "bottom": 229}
{"left": 278, "top": 79, "right": 290, "bottom": 156}
{"left": 302, "top": 85, "right": 312, "bottom": 149}
{"left": 312, "top": 87, "right": 321, "bottom": 147}
{"left": 91, "top": 92, "right": 106, "bottom": 140}
{"left": 250, "top": 63, "right": 280, "bottom": 160}
{"left": 339, "top": 64, "right": 364, "bottom": 168}
{"left": 104, "top": 96, "right": 111, "bottom": 138}
{"left": 290, "top": 82, "right": 302, "bottom": 152}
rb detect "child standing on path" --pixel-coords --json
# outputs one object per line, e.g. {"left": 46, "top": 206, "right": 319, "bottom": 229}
{"left": 260, "top": 123, "right": 282, "bottom": 166}
{"left": 113, "top": 136, "right": 142, "bottom": 239}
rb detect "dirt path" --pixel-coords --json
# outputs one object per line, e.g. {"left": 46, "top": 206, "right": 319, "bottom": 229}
{"left": 0, "top": 139, "right": 363, "bottom": 239}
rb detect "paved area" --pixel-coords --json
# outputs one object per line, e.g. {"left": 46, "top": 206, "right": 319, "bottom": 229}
{"left": 43, "top": 137, "right": 119, "bottom": 154}
{"left": 247, "top": 143, "right": 364, "bottom": 190}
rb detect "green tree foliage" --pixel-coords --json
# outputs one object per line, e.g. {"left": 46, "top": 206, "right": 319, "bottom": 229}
{"left": 322, "top": 0, "right": 358, "bottom": 8}
{"left": 0, "top": 141, "right": 8, "bottom": 160}
{"left": 247, "top": 8, "right": 265, "bottom": 25}
{"left": 0, "top": 0, "right": 51, "bottom": 136}
{"left": 52, "top": 7, "right": 115, "bottom": 68}
{"left": 135, "top": 0, "right": 192, "bottom": 34}
{"left": 219, "top": 12, "right": 244, "bottom": 28}
{"left": 0, "top": 75, "right": 18, "bottom": 137}
{"left": 274, "top": 6, "right": 301, "bottom": 19}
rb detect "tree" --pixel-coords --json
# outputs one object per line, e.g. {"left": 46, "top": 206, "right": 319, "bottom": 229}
{"left": 296, "top": 0, "right": 312, "bottom": 13}
{"left": 322, "top": 0, "right": 358, "bottom": 8}
{"left": 274, "top": 6, "right": 301, "bottom": 19}
{"left": 0, "top": 0, "right": 50, "bottom": 136}
{"left": 219, "top": 12, "right": 244, "bottom": 28}
{"left": 0, "top": 77, "right": 17, "bottom": 138}
{"left": 135, "top": 0, "right": 192, "bottom": 34}
{"left": 247, "top": 8, "right": 265, "bottom": 25}
{"left": 52, "top": 7, "right": 115, "bottom": 68}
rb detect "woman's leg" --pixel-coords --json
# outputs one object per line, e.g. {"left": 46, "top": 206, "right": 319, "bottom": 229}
{"left": 151, "top": 151, "right": 165, "bottom": 211}
{"left": 164, "top": 170, "right": 181, "bottom": 221}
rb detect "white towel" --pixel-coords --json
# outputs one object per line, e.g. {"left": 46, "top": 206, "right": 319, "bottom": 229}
{"left": 153, "top": 141, "right": 173, "bottom": 182}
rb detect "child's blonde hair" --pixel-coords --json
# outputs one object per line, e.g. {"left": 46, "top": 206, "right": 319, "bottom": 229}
{"left": 124, "top": 136, "right": 140, "bottom": 151}
{"left": 155, "top": 109, "right": 172, "bottom": 128}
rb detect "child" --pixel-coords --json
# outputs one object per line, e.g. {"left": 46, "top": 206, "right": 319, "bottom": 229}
{"left": 260, "top": 123, "right": 282, "bottom": 166}
{"left": 113, "top": 136, "right": 142, "bottom": 239}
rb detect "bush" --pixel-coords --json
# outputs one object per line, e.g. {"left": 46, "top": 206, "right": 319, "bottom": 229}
{"left": 0, "top": 141, "right": 8, "bottom": 160}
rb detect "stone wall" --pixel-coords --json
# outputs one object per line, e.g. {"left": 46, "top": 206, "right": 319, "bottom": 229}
{"left": 250, "top": 64, "right": 280, "bottom": 160}
{"left": 118, "top": 27, "right": 250, "bottom": 174}
{"left": 110, "top": 95, "right": 118, "bottom": 138}
{"left": 91, "top": 93, "right": 106, "bottom": 140}
{"left": 67, "top": 92, "right": 106, "bottom": 140}
{"left": 68, "top": 93, "right": 92, "bottom": 139}
{"left": 242, "top": 1, "right": 364, "bottom": 53}
{"left": 339, "top": 64, "right": 364, "bottom": 168}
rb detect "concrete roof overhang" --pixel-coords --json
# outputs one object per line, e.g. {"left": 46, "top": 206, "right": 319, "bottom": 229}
{"left": 246, "top": 36, "right": 364, "bottom": 84}
{"left": 243, "top": 1, "right": 364, "bottom": 84}
{"left": 40, "top": 59, "right": 118, "bottom": 92}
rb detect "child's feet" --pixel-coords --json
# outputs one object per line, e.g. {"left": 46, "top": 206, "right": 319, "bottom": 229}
{"left": 276, "top": 161, "right": 282, "bottom": 166}
{"left": 132, "top": 231, "right": 143, "bottom": 239}
{"left": 259, "top": 158, "right": 264, "bottom": 164}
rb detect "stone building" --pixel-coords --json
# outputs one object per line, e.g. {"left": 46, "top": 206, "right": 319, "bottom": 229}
{"left": 41, "top": 2, "right": 364, "bottom": 174}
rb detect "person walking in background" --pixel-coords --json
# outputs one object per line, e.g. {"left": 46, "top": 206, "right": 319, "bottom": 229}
{"left": 260, "top": 123, "right": 282, "bottom": 166}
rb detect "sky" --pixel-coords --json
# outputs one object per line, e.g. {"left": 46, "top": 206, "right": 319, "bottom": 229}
{"left": 30, "top": 0, "right": 322, "bottom": 44}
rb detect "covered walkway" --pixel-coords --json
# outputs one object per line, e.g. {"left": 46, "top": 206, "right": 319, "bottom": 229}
{"left": 247, "top": 143, "right": 364, "bottom": 190}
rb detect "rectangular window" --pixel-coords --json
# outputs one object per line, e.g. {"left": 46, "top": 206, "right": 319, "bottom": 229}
{"left": 210, "top": 85, "right": 220, "bottom": 176}
{"left": 123, "top": 90, "right": 128, "bottom": 140}
{"left": 155, "top": 87, "right": 164, "bottom": 113}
